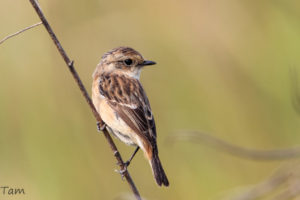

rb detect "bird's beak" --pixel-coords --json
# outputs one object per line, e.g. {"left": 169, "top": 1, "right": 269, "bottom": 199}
{"left": 141, "top": 60, "right": 156, "bottom": 66}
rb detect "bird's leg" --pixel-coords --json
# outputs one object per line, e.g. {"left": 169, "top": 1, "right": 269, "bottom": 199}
{"left": 117, "top": 147, "right": 140, "bottom": 177}
{"left": 96, "top": 121, "right": 106, "bottom": 132}
{"left": 124, "top": 146, "right": 140, "bottom": 168}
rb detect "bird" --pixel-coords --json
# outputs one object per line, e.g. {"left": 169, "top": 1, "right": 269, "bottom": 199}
{"left": 92, "top": 46, "right": 169, "bottom": 187}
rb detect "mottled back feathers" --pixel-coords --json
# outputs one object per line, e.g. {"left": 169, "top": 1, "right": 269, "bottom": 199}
{"left": 99, "top": 73, "right": 157, "bottom": 147}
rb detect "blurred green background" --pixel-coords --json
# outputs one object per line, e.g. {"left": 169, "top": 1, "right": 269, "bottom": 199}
{"left": 1, "top": 0, "right": 300, "bottom": 199}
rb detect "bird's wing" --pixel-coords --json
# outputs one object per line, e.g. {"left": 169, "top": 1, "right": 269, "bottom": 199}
{"left": 99, "top": 74, "right": 157, "bottom": 146}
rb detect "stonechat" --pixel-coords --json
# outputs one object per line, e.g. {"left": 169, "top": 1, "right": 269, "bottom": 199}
{"left": 92, "top": 47, "right": 169, "bottom": 187}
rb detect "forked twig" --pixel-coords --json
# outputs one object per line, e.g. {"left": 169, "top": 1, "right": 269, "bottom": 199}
{"left": 28, "top": 0, "right": 141, "bottom": 199}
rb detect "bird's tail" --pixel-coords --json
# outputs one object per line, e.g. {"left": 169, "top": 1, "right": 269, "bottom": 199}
{"left": 150, "top": 152, "right": 169, "bottom": 187}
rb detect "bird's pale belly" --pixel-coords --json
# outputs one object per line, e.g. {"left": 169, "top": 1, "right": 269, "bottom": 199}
{"left": 98, "top": 98, "right": 139, "bottom": 146}
{"left": 106, "top": 126, "right": 136, "bottom": 146}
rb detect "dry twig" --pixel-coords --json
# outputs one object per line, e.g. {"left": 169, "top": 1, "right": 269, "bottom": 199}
{"left": 169, "top": 130, "right": 300, "bottom": 161}
{"left": 26, "top": 0, "right": 141, "bottom": 199}
{"left": 0, "top": 22, "right": 42, "bottom": 45}
{"left": 224, "top": 162, "right": 300, "bottom": 200}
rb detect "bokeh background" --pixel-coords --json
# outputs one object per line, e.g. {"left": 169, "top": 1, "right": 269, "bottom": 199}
{"left": 1, "top": 0, "right": 300, "bottom": 199}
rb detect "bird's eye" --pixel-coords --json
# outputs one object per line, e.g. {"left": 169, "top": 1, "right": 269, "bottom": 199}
{"left": 124, "top": 59, "right": 133, "bottom": 66}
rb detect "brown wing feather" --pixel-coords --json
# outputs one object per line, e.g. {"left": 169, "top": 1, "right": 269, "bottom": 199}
{"left": 99, "top": 73, "right": 157, "bottom": 146}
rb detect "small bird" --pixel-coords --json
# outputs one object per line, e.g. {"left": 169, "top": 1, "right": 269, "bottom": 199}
{"left": 92, "top": 47, "right": 169, "bottom": 187}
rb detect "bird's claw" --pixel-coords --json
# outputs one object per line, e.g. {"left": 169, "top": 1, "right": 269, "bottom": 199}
{"left": 124, "top": 161, "right": 130, "bottom": 168}
{"left": 114, "top": 161, "right": 130, "bottom": 180}
{"left": 115, "top": 165, "right": 128, "bottom": 180}
{"left": 97, "top": 122, "right": 106, "bottom": 132}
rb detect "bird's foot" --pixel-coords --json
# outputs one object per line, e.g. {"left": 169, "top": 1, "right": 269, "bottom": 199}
{"left": 115, "top": 161, "right": 130, "bottom": 180}
{"left": 96, "top": 122, "right": 106, "bottom": 132}
{"left": 124, "top": 160, "right": 131, "bottom": 168}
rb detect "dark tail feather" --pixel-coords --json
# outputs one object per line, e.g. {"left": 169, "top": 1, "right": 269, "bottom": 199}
{"left": 150, "top": 153, "right": 169, "bottom": 186}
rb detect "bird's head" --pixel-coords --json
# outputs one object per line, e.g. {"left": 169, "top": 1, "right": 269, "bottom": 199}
{"left": 93, "top": 47, "right": 156, "bottom": 79}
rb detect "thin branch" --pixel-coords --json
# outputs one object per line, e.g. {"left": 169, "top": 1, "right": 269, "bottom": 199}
{"left": 224, "top": 162, "right": 300, "bottom": 200}
{"left": 271, "top": 189, "right": 300, "bottom": 200}
{"left": 28, "top": 0, "right": 141, "bottom": 199}
{"left": 169, "top": 130, "right": 300, "bottom": 160}
{"left": 0, "top": 22, "right": 42, "bottom": 45}
{"left": 228, "top": 164, "right": 291, "bottom": 200}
